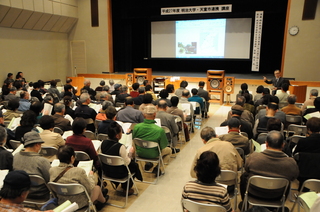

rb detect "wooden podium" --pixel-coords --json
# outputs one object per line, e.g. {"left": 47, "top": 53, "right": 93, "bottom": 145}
{"left": 289, "top": 85, "right": 307, "bottom": 103}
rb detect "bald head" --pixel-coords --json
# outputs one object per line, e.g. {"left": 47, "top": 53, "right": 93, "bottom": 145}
{"left": 266, "top": 131, "right": 284, "bottom": 150}
{"left": 157, "top": 100, "right": 168, "bottom": 110}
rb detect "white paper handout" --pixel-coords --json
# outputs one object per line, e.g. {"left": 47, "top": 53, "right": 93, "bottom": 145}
{"left": 7, "top": 117, "right": 21, "bottom": 131}
{"left": 77, "top": 160, "right": 93, "bottom": 176}
{"left": 43, "top": 103, "right": 53, "bottom": 115}
{"left": 92, "top": 140, "right": 102, "bottom": 151}
{"left": 214, "top": 126, "right": 228, "bottom": 136}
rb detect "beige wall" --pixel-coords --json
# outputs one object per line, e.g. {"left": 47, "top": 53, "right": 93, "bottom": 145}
{"left": 283, "top": 0, "right": 320, "bottom": 81}
{"left": 0, "top": 27, "right": 69, "bottom": 84}
{"left": 68, "top": 0, "right": 110, "bottom": 74}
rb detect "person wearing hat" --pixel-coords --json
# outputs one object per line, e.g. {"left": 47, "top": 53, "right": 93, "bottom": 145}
{"left": 13, "top": 131, "right": 51, "bottom": 199}
{"left": 221, "top": 104, "right": 253, "bottom": 140}
{"left": 4, "top": 86, "right": 19, "bottom": 101}
{"left": 110, "top": 83, "right": 121, "bottom": 96}
{"left": 132, "top": 105, "right": 172, "bottom": 176}
{"left": 227, "top": 96, "right": 254, "bottom": 127}
{"left": 0, "top": 170, "right": 53, "bottom": 212}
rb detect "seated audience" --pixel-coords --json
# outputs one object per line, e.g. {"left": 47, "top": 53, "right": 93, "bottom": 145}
{"left": 116, "top": 98, "right": 144, "bottom": 123}
{"left": 303, "top": 97, "right": 320, "bottom": 119}
{"left": 219, "top": 118, "right": 250, "bottom": 155}
{"left": 253, "top": 100, "right": 280, "bottom": 138}
{"left": 156, "top": 100, "right": 180, "bottom": 153}
{"left": 236, "top": 83, "right": 253, "bottom": 101}
{"left": 197, "top": 81, "right": 210, "bottom": 118}
{"left": 115, "top": 85, "right": 130, "bottom": 104}
{"left": 74, "top": 93, "right": 97, "bottom": 132}
{"left": 3, "top": 99, "right": 20, "bottom": 121}
{"left": 301, "top": 89, "right": 318, "bottom": 114}
{"left": 38, "top": 80, "right": 47, "bottom": 95}
{"left": 109, "top": 79, "right": 115, "bottom": 93}
{"left": 15, "top": 110, "right": 38, "bottom": 142}
{"left": 243, "top": 93, "right": 255, "bottom": 115}
{"left": 139, "top": 93, "right": 154, "bottom": 112}
{"left": 0, "top": 126, "right": 13, "bottom": 171}
{"left": 98, "top": 106, "right": 117, "bottom": 134}
{"left": 2, "top": 82, "right": 12, "bottom": 98}
{"left": 18, "top": 91, "right": 31, "bottom": 112}
{"left": 166, "top": 84, "right": 176, "bottom": 99}
{"left": 281, "top": 94, "right": 302, "bottom": 115}
{"left": 240, "top": 131, "right": 299, "bottom": 200}
{"left": 227, "top": 96, "right": 254, "bottom": 127}
{"left": 190, "top": 127, "right": 242, "bottom": 177}
{"left": 253, "top": 85, "right": 264, "bottom": 103}
{"left": 154, "top": 89, "right": 172, "bottom": 107}
{"left": 179, "top": 90, "right": 194, "bottom": 122}
{"left": 132, "top": 87, "right": 145, "bottom": 106}
{"left": 47, "top": 80, "right": 61, "bottom": 103}
{"left": 145, "top": 85, "right": 157, "bottom": 101}
{"left": 276, "top": 83, "right": 289, "bottom": 109}
{"left": 49, "top": 146, "right": 108, "bottom": 210}
{"left": 132, "top": 105, "right": 172, "bottom": 176}
{"left": 4, "top": 87, "right": 19, "bottom": 101}
{"left": 183, "top": 151, "right": 232, "bottom": 212}
{"left": 130, "top": 82, "right": 140, "bottom": 98}
{"left": 175, "top": 80, "right": 189, "bottom": 98}
{"left": 0, "top": 170, "right": 53, "bottom": 212}
{"left": 66, "top": 118, "right": 100, "bottom": 169}
{"left": 255, "top": 88, "right": 270, "bottom": 109}
{"left": 13, "top": 131, "right": 51, "bottom": 199}
{"left": 96, "top": 100, "right": 113, "bottom": 121}
{"left": 39, "top": 115, "right": 65, "bottom": 160}
{"left": 110, "top": 83, "right": 121, "bottom": 96}
{"left": 255, "top": 95, "right": 286, "bottom": 124}
{"left": 52, "top": 103, "right": 72, "bottom": 132}
{"left": 3, "top": 73, "right": 14, "bottom": 86}
{"left": 81, "top": 79, "right": 96, "bottom": 100}
{"left": 188, "top": 88, "right": 204, "bottom": 114}
{"left": 166, "top": 96, "right": 190, "bottom": 141}
{"left": 221, "top": 105, "right": 253, "bottom": 139}
{"left": 293, "top": 117, "right": 320, "bottom": 154}
{"left": 63, "top": 96, "right": 75, "bottom": 119}
{"left": 30, "top": 101, "right": 44, "bottom": 122}
{"left": 30, "top": 82, "right": 43, "bottom": 102}
{"left": 101, "top": 122, "right": 143, "bottom": 195}
{"left": 95, "top": 80, "right": 105, "bottom": 91}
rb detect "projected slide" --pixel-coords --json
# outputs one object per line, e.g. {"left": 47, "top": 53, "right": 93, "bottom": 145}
{"left": 176, "top": 19, "right": 226, "bottom": 58}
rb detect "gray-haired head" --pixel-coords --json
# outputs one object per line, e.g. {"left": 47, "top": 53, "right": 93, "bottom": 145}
{"left": 200, "top": 126, "right": 216, "bottom": 142}
{"left": 54, "top": 102, "right": 65, "bottom": 113}
{"left": 109, "top": 79, "right": 114, "bottom": 85}
{"left": 121, "top": 85, "right": 128, "bottom": 93}
{"left": 310, "top": 89, "right": 318, "bottom": 97}
{"left": 266, "top": 130, "right": 284, "bottom": 149}
{"left": 0, "top": 126, "right": 7, "bottom": 145}
{"left": 287, "top": 94, "right": 297, "bottom": 104}
{"left": 84, "top": 79, "right": 91, "bottom": 86}
{"left": 102, "top": 101, "right": 113, "bottom": 110}
{"left": 100, "top": 92, "right": 108, "bottom": 99}
{"left": 138, "top": 87, "right": 145, "bottom": 94}
{"left": 80, "top": 93, "right": 90, "bottom": 103}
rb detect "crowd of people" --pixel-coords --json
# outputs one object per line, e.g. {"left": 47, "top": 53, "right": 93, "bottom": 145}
{"left": 0, "top": 70, "right": 319, "bottom": 212}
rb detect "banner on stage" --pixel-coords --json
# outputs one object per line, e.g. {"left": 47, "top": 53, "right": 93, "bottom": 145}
{"left": 251, "top": 11, "right": 264, "bottom": 72}
{"left": 161, "top": 5, "right": 232, "bottom": 15}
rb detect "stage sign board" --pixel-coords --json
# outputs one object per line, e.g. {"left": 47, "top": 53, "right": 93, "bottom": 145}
{"left": 161, "top": 5, "right": 232, "bottom": 15}
{"left": 251, "top": 11, "right": 264, "bottom": 72}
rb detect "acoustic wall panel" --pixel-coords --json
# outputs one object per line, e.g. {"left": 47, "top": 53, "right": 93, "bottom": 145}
{"left": 51, "top": 16, "right": 68, "bottom": 32}
{"left": 23, "top": 12, "right": 42, "bottom": 29}
{"left": 42, "top": 14, "right": 60, "bottom": 31}
{"left": 0, "top": 7, "right": 22, "bottom": 27}
{"left": 33, "top": 13, "right": 52, "bottom": 30}
{"left": 12, "top": 9, "right": 33, "bottom": 28}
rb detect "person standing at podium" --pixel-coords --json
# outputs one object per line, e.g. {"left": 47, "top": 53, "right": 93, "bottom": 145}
{"left": 263, "top": 70, "right": 284, "bottom": 95}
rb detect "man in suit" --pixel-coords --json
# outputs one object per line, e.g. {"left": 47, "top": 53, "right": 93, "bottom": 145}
{"left": 263, "top": 69, "right": 284, "bottom": 95}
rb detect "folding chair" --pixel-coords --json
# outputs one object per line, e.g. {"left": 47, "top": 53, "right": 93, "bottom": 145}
{"left": 236, "top": 147, "right": 245, "bottom": 174}
{"left": 23, "top": 175, "right": 51, "bottom": 209}
{"left": 9, "top": 140, "right": 22, "bottom": 150}
{"left": 215, "top": 170, "right": 238, "bottom": 210}
{"left": 241, "top": 175, "right": 289, "bottom": 212}
{"left": 40, "top": 146, "right": 58, "bottom": 157}
{"left": 288, "top": 124, "right": 307, "bottom": 136}
{"left": 174, "top": 115, "right": 186, "bottom": 146}
{"left": 286, "top": 115, "right": 302, "bottom": 125}
{"left": 98, "top": 154, "right": 139, "bottom": 208}
{"left": 181, "top": 199, "right": 227, "bottom": 212}
{"left": 291, "top": 179, "right": 320, "bottom": 212}
{"left": 84, "top": 130, "right": 96, "bottom": 140}
{"left": 53, "top": 127, "right": 63, "bottom": 135}
{"left": 97, "top": 133, "right": 109, "bottom": 141}
{"left": 48, "top": 182, "right": 96, "bottom": 212}
{"left": 161, "top": 126, "right": 176, "bottom": 159}
{"left": 94, "top": 119, "right": 102, "bottom": 134}
{"left": 133, "top": 138, "right": 165, "bottom": 184}
{"left": 194, "top": 102, "right": 203, "bottom": 129}
{"left": 75, "top": 151, "right": 91, "bottom": 161}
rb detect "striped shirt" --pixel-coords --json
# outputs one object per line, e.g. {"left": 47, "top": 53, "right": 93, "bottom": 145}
{"left": 182, "top": 180, "right": 232, "bottom": 212}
